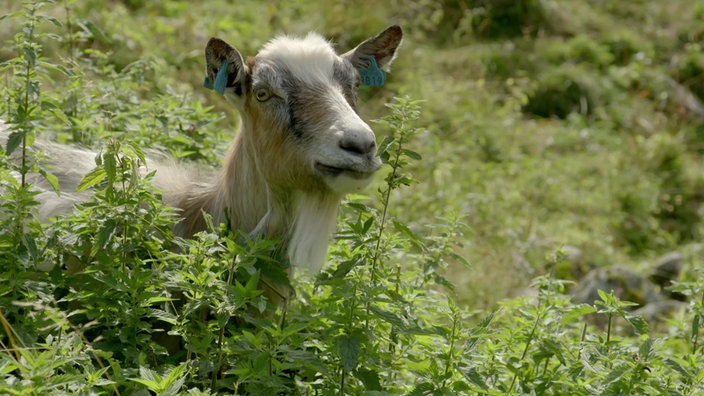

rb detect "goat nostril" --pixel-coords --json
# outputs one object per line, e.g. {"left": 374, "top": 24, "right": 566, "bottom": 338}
{"left": 340, "top": 138, "right": 375, "bottom": 156}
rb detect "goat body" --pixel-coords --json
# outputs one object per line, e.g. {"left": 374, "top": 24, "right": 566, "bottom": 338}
{"left": 2, "top": 26, "right": 403, "bottom": 277}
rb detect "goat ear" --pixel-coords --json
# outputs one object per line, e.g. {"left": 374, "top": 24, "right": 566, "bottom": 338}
{"left": 342, "top": 25, "right": 403, "bottom": 72}
{"left": 205, "top": 38, "right": 248, "bottom": 96}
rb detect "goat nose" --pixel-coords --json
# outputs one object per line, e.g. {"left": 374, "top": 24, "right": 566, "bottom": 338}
{"left": 339, "top": 132, "right": 376, "bottom": 156}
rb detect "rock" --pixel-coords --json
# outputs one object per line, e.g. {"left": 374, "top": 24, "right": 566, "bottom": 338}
{"left": 649, "top": 251, "right": 686, "bottom": 301}
{"left": 559, "top": 245, "right": 584, "bottom": 263}
{"left": 571, "top": 265, "right": 661, "bottom": 308}
{"left": 570, "top": 265, "right": 663, "bottom": 330}
{"left": 649, "top": 251, "right": 683, "bottom": 287}
{"left": 632, "top": 300, "right": 687, "bottom": 323}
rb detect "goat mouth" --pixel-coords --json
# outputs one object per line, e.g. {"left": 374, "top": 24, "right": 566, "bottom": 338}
{"left": 315, "top": 163, "right": 376, "bottom": 180}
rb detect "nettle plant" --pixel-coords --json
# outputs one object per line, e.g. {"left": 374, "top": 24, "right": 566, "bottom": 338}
{"left": 2, "top": 2, "right": 704, "bottom": 395}
{"left": 0, "top": 2, "right": 467, "bottom": 394}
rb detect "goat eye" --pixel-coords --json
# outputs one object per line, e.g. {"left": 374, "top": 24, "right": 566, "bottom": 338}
{"left": 255, "top": 88, "right": 271, "bottom": 102}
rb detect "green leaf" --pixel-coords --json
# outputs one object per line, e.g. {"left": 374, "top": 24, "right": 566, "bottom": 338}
{"left": 331, "top": 259, "right": 357, "bottom": 279}
{"left": 95, "top": 219, "right": 118, "bottom": 254}
{"left": 475, "top": 310, "right": 498, "bottom": 329}
{"left": 370, "top": 306, "right": 407, "bottom": 330}
{"left": 638, "top": 337, "right": 653, "bottom": 360}
{"left": 40, "top": 98, "right": 59, "bottom": 111}
{"left": 124, "top": 141, "right": 147, "bottom": 164}
{"left": 346, "top": 202, "right": 370, "bottom": 212}
{"left": 361, "top": 216, "right": 374, "bottom": 234}
{"left": 283, "top": 348, "right": 323, "bottom": 367}
{"left": 6, "top": 131, "right": 24, "bottom": 156}
{"left": 596, "top": 288, "right": 610, "bottom": 302}
{"left": 22, "top": 234, "right": 39, "bottom": 263}
{"left": 24, "top": 47, "right": 36, "bottom": 67}
{"left": 80, "top": 20, "right": 111, "bottom": 44}
{"left": 0, "top": 359, "right": 18, "bottom": 375}
{"left": 93, "top": 273, "right": 128, "bottom": 292}
{"left": 357, "top": 367, "right": 382, "bottom": 391}
{"left": 337, "top": 333, "right": 361, "bottom": 372}
{"left": 408, "top": 382, "right": 435, "bottom": 396}
{"left": 41, "top": 101, "right": 70, "bottom": 125}
{"left": 131, "top": 366, "right": 161, "bottom": 390}
{"left": 463, "top": 367, "right": 488, "bottom": 391}
{"left": 401, "top": 148, "right": 422, "bottom": 160}
{"left": 163, "top": 363, "right": 187, "bottom": 394}
{"left": 561, "top": 304, "right": 597, "bottom": 326}
{"left": 625, "top": 314, "right": 648, "bottom": 335}
{"left": 254, "top": 258, "right": 292, "bottom": 290}
{"left": 663, "top": 357, "right": 691, "bottom": 378}
{"left": 149, "top": 309, "right": 179, "bottom": 326}
{"left": 252, "top": 351, "right": 270, "bottom": 373}
{"left": 104, "top": 152, "right": 117, "bottom": 186}
{"left": 129, "top": 377, "right": 160, "bottom": 390}
{"left": 377, "top": 135, "right": 394, "bottom": 157}
{"left": 76, "top": 167, "right": 106, "bottom": 192}
{"left": 604, "top": 363, "right": 629, "bottom": 384}
{"left": 0, "top": 11, "right": 25, "bottom": 22}
{"left": 39, "top": 14, "right": 63, "bottom": 27}
{"left": 692, "top": 314, "right": 700, "bottom": 341}
{"left": 452, "top": 381, "right": 471, "bottom": 392}
{"left": 39, "top": 168, "right": 60, "bottom": 193}
{"left": 392, "top": 220, "right": 422, "bottom": 250}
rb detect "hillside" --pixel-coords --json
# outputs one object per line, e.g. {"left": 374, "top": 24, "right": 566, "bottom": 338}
{"left": 1, "top": 0, "right": 703, "bottom": 394}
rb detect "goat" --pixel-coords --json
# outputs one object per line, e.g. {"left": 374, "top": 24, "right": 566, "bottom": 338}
{"left": 2, "top": 26, "right": 403, "bottom": 286}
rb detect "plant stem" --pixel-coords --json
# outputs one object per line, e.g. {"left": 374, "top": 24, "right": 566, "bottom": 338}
{"left": 339, "top": 366, "right": 346, "bottom": 394}
{"left": 19, "top": 8, "right": 37, "bottom": 188}
{"left": 694, "top": 290, "right": 703, "bottom": 355}
{"left": 509, "top": 305, "right": 544, "bottom": 393}
{"left": 441, "top": 310, "right": 459, "bottom": 389}
{"left": 63, "top": 0, "right": 75, "bottom": 60}
{"left": 212, "top": 243, "right": 239, "bottom": 389}
{"left": 606, "top": 313, "right": 612, "bottom": 346}
{"left": 365, "top": 123, "right": 405, "bottom": 328}
{"left": 370, "top": 176, "right": 393, "bottom": 285}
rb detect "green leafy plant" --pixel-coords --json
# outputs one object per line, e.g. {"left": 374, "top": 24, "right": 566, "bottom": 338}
{"left": 2, "top": 1, "right": 704, "bottom": 395}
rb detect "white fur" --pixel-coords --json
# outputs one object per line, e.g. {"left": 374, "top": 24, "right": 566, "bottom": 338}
{"left": 258, "top": 33, "right": 337, "bottom": 84}
{"left": 288, "top": 193, "right": 340, "bottom": 274}
{"left": 312, "top": 88, "right": 378, "bottom": 195}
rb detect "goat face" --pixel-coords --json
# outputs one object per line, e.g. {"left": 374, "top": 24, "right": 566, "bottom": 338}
{"left": 205, "top": 26, "right": 403, "bottom": 196}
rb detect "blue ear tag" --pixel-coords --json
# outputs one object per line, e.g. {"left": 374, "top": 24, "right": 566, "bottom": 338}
{"left": 359, "top": 55, "right": 386, "bottom": 87}
{"left": 203, "top": 76, "right": 213, "bottom": 89}
{"left": 203, "top": 60, "right": 230, "bottom": 94}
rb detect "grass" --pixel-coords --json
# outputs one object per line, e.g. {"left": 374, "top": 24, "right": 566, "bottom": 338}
{"left": 1, "top": 0, "right": 704, "bottom": 394}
